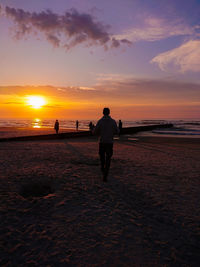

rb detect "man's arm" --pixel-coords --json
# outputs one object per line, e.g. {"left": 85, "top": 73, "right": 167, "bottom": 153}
{"left": 113, "top": 120, "right": 119, "bottom": 135}
{"left": 93, "top": 120, "right": 101, "bottom": 135}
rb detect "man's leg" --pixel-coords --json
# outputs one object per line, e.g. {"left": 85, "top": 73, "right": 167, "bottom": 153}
{"left": 99, "top": 143, "right": 105, "bottom": 173}
{"left": 104, "top": 144, "right": 113, "bottom": 181}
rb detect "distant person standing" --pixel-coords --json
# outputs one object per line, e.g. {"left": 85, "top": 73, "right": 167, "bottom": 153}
{"left": 119, "top": 120, "right": 123, "bottom": 135}
{"left": 94, "top": 108, "right": 119, "bottom": 182}
{"left": 76, "top": 120, "right": 79, "bottom": 131}
{"left": 54, "top": 119, "right": 59, "bottom": 134}
{"left": 89, "top": 121, "right": 94, "bottom": 132}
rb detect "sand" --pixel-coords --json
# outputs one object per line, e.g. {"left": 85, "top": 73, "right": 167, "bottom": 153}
{"left": 0, "top": 130, "right": 200, "bottom": 266}
{"left": 0, "top": 127, "right": 76, "bottom": 139}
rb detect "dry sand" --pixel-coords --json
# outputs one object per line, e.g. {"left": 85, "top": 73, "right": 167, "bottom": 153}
{"left": 0, "top": 129, "right": 200, "bottom": 266}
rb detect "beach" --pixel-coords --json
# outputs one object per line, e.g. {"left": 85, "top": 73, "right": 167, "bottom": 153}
{"left": 1, "top": 129, "right": 200, "bottom": 266}
{"left": 0, "top": 127, "right": 76, "bottom": 139}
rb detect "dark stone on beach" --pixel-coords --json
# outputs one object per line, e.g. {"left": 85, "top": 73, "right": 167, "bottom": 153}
{"left": 20, "top": 180, "right": 55, "bottom": 198}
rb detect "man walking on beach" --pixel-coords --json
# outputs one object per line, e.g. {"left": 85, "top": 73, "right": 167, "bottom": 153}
{"left": 94, "top": 108, "right": 119, "bottom": 182}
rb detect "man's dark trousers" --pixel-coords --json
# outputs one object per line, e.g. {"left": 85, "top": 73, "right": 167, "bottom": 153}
{"left": 99, "top": 143, "right": 113, "bottom": 179}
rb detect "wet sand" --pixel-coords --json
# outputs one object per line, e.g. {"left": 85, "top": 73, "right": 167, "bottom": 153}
{"left": 0, "top": 133, "right": 200, "bottom": 266}
{"left": 0, "top": 127, "right": 76, "bottom": 139}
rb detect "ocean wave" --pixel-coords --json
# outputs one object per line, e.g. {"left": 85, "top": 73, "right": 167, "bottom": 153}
{"left": 137, "top": 120, "right": 167, "bottom": 125}
{"left": 182, "top": 122, "right": 200, "bottom": 126}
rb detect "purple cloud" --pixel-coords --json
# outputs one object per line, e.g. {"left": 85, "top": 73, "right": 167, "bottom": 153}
{"left": 2, "top": 5, "right": 131, "bottom": 50}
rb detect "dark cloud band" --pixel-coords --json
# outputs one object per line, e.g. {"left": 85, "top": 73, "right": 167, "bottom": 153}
{"left": 1, "top": 5, "right": 131, "bottom": 50}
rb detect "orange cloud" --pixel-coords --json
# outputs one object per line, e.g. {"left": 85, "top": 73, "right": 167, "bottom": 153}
{"left": 1, "top": 78, "right": 200, "bottom": 119}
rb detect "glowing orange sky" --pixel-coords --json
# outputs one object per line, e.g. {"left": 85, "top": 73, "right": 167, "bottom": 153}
{"left": 1, "top": 83, "right": 199, "bottom": 119}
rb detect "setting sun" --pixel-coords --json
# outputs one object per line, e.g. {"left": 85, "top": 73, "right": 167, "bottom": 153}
{"left": 27, "top": 96, "right": 46, "bottom": 109}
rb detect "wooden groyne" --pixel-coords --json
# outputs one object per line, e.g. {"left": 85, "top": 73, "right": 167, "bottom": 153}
{"left": 120, "top": 123, "right": 173, "bottom": 134}
{"left": 0, "top": 130, "right": 90, "bottom": 142}
{"left": 0, "top": 124, "right": 173, "bottom": 142}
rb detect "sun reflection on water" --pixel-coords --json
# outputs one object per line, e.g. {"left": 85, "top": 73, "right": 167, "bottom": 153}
{"left": 32, "top": 118, "right": 41, "bottom": 128}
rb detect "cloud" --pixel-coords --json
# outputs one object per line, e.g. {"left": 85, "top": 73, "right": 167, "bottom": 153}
{"left": 3, "top": 101, "right": 22, "bottom": 105}
{"left": 1, "top": 5, "right": 130, "bottom": 50}
{"left": 1, "top": 81, "right": 200, "bottom": 118}
{"left": 79, "top": 86, "right": 96, "bottom": 91}
{"left": 151, "top": 40, "right": 200, "bottom": 73}
{"left": 94, "top": 74, "right": 200, "bottom": 105}
{"left": 114, "top": 17, "right": 196, "bottom": 43}
{"left": 1, "top": 77, "right": 200, "bottom": 106}
{"left": 46, "top": 34, "right": 60, "bottom": 47}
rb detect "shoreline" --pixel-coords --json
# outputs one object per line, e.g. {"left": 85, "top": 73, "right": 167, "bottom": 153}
{"left": 0, "top": 127, "right": 79, "bottom": 138}
{"left": 1, "top": 126, "right": 200, "bottom": 140}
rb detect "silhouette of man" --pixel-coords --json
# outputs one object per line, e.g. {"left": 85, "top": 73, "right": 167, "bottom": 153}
{"left": 94, "top": 108, "right": 119, "bottom": 182}
{"left": 54, "top": 119, "right": 59, "bottom": 134}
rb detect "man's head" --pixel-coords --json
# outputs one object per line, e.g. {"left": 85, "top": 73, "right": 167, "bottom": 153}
{"left": 103, "top": 107, "right": 110, "bottom": 116}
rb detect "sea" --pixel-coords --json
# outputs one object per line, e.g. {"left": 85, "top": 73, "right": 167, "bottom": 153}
{"left": 0, "top": 118, "right": 200, "bottom": 138}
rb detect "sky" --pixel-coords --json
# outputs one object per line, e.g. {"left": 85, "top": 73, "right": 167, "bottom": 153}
{"left": 0, "top": 0, "right": 200, "bottom": 119}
